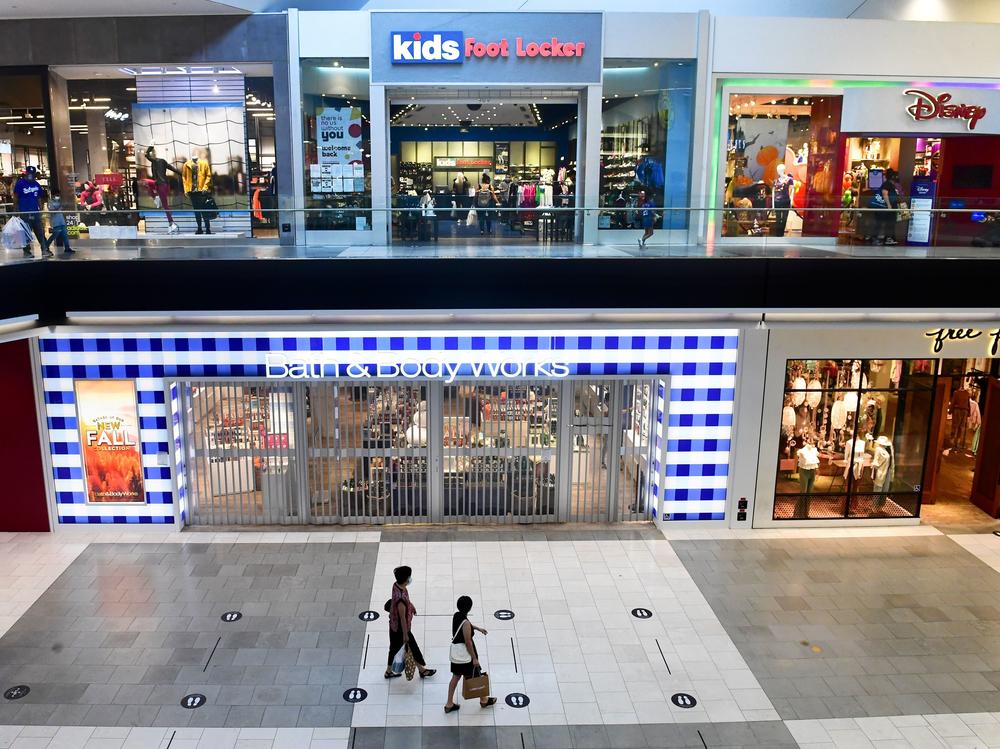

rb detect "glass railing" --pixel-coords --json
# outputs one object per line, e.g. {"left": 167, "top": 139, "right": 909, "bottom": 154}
{"left": 2, "top": 205, "right": 999, "bottom": 257}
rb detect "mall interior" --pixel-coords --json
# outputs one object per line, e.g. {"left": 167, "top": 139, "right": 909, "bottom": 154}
{"left": 2, "top": 4, "right": 1000, "bottom": 749}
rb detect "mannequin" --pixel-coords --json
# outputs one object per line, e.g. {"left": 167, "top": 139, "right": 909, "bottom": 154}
{"left": 183, "top": 150, "right": 213, "bottom": 235}
{"left": 796, "top": 436, "right": 819, "bottom": 493}
{"left": 949, "top": 385, "right": 971, "bottom": 448}
{"left": 144, "top": 145, "right": 180, "bottom": 234}
{"left": 771, "top": 163, "right": 794, "bottom": 237}
{"left": 844, "top": 436, "right": 866, "bottom": 480}
{"left": 872, "top": 435, "right": 894, "bottom": 493}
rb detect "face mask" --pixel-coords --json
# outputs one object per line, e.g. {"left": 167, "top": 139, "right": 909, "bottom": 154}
{"left": 407, "top": 577, "right": 413, "bottom": 586}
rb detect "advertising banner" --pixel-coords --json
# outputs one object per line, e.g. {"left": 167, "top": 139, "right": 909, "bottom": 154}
{"left": 75, "top": 380, "right": 145, "bottom": 504}
{"left": 494, "top": 143, "right": 510, "bottom": 175}
{"left": 317, "top": 107, "right": 364, "bottom": 165}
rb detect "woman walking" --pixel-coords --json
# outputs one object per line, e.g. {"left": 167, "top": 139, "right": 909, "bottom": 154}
{"left": 384, "top": 565, "right": 436, "bottom": 680}
{"left": 444, "top": 596, "right": 497, "bottom": 713}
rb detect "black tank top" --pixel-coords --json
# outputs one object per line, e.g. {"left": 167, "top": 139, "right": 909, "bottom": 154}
{"left": 452, "top": 613, "right": 470, "bottom": 644}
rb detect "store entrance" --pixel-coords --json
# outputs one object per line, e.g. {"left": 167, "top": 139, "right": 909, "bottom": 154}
{"left": 178, "top": 376, "right": 663, "bottom": 526}
{"left": 921, "top": 360, "right": 1000, "bottom": 528}
{"left": 388, "top": 88, "right": 580, "bottom": 244}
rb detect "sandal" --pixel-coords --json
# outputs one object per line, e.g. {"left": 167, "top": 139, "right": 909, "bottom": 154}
{"left": 419, "top": 669, "right": 436, "bottom": 679}
{"left": 444, "top": 704, "right": 460, "bottom": 714}
{"left": 384, "top": 671, "right": 402, "bottom": 679}
{"left": 480, "top": 697, "right": 497, "bottom": 708}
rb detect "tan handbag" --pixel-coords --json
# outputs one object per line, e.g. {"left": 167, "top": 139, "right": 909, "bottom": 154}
{"left": 404, "top": 646, "right": 417, "bottom": 681}
{"left": 462, "top": 669, "right": 490, "bottom": 700}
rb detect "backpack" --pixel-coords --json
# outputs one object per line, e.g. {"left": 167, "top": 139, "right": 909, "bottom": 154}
{"left": 476, "top": 189, "right": 494, "bottom": 208}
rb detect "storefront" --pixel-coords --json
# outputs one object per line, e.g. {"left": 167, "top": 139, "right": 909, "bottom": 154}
{"left": 34, "top": 325, "right": 740, "bottom": 529}
{"left": 752, "top": 321, "right": 1000, "bottom": 526}
{"left": 0, "top": 14, "right": 292, "bottom": 246}
{"left": 292, "top": 10, "right": 701, "bottom": 245}
{"left": 713, "top": 81, "right": 1000, "bottom": 246}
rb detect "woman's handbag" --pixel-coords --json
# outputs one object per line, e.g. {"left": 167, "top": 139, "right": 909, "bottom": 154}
{"left": 449, "top": 620, "right": 472, "bottom": 664}
{"left": 462, "top": 668, "right": 490, "bottom": 700}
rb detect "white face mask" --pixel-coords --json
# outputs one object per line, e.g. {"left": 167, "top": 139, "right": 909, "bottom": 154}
{"left": 407, "top": 577, "right": 413, "bottom": 586}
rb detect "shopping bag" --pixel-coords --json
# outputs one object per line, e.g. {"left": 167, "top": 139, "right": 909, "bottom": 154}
{"left": 2, "top": 216, "right": 33, "bottom": 250}
{"left": 403, "top": 646, "right": 417, "bottom": 681}
{"left": 466, "top": 209, "right": 477, "bottom": 226}
{"left": 202, "top": 194, "right": 220, "bottom": 220}
{"left": 462, "top": 669, "right": 490, "bottom": 700}
{"left": 390, "top": 646, "right": 405, "bottom": 675}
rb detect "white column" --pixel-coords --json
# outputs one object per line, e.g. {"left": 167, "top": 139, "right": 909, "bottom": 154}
{"left": 369, "top": 84, "right": 389, "bottom": 245}
{"left": 581, "top": 83, "right": 602, "bottom": 245}
{"left": 688, "top": 9, "right": 715, "bottom": 245}
{"left": 731, "top": 325, "right": 768, "bottom": 528}
{"left": 287, "top": 8, "right": 306, "bottom": 244}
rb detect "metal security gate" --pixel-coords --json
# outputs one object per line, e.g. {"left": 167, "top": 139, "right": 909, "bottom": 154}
{"left": 180, "top": 376, "right": 665, "bottom": 526}
{"left": 567, "top": 379, "right": 661, "bottom": 522}
{"left": 182, "top": 380, "right": 302, "bottom": 526}
{"left": 442, "top": 381, "right": 559, "bottom": 523}
{"left": 305, "top": 382, "right": 429, "bottom": 524}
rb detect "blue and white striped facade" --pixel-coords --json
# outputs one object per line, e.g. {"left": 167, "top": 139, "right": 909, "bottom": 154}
{"left": 37, "top": 327, "right": 740, "bottom": 526}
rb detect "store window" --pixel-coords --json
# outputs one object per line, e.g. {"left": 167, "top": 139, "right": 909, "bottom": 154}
{"left": 300, "top": 59, "right": 371, "bottom": 232}
{"left": 723, "top": 93, "right": 843, "bottom": 238}
{"left": 55, "top": 64, "right": 275, "bottom": 241}
{"left": 775, "top": 358, "right": 936, "bottom": 520}
{"left": 0, "top": 72, "right": 50, "bottom": 213}
{"left": 599, "top": 60, "right": 694, "bottom": 231}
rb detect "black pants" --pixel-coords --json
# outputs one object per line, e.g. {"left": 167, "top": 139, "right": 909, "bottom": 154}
{"left": 188, "top": 192, "right": 212, "bottom": 233}
{"left": 387, "top": 628, "right": 426, "bottom": 668}
{"left": 772, "top": 202, "right": 790, "bottom": 237}
{"left": 22, "top": 212, "right": 45, "bottom": 248}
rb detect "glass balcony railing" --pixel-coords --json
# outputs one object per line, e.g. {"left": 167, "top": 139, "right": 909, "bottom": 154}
{"left": 2, "top": 205, "right": 999, "bottom": 259}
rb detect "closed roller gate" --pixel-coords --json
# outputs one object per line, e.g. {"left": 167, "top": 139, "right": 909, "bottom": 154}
{"left": 179, "top": 377, "right": 667, "bottom": 525}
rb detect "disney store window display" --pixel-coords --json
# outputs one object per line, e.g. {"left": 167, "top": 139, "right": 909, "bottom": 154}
{"left": 774, "top": 358, "right": 935, "bottom": 521}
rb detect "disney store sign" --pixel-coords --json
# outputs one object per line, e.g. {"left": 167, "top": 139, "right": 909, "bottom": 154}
{"left": 925, "top": 327, "right": 1000, "bottom": 355}
{"left": 904, "top": 89, "right": 987, "bottom": 131}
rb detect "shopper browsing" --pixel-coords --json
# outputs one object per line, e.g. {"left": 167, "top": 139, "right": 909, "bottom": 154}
{"left": 384, "top": 565, "right": 436, "bottom": 680}
{"left": 476, "top": 180, "right": 498, "bottom": 236}
{"left": 444, "top": 596, "right": 497, "bottom": 713}
{"left": 637, "top": 190, "right": 655, "bottom": 248}
{"left": 13, "top": 166, "right": 50, "bottom": 258}
{"left": 44, "top": 194, "right": 74, "bottom": 255}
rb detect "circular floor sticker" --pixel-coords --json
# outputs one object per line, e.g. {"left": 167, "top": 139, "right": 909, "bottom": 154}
{"left": 343, "top": 687, "right": 368, "bottom": 703}
{"left": 3, "top": 685, "right": 29, "bottom": 701}
{"left": 494, "top": 609, "right": 515, "bottom": 621}
{"left": 221, "top": 611, "right": 242, "bottom": 623}
{"left": 505, "top": 693, "right": 530, "bottom": 708}
{"left": 358, "top": 611, "right": 380, "bottom": 622}
{"left": 671, "top": 693, "right": 697, "bottom": 709}
{"left": 631, "top": 607, "right": 653, "bottom": 620}
{"left": 180, "top": 693, "right": 206, "bottom": 709}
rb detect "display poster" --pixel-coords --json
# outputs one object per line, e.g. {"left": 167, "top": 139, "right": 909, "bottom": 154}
{"left": 94, "top": 173, "right": 124, "bottom": 189}
{"left": 75, "top": 380, "right": 145, "bottom": 504}
{"left": 316, "top": 107, "right": 364, "bottom": 166}
{"left": 494, "top": 142, "right": 510, "bottom": 175}
{"left": 907, "top": 177, "right": 936, "bottom": 246}
{"left": 738, "top": 118, "right": 789, "bottom": 183}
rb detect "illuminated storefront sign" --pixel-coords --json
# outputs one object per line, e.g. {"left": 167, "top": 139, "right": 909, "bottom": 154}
{"left": 390, "top": 30, "right": 587, "bottom": 64}
{"left": 265, "top": 353, "right": 570, "bottom": 382}
{"left": 924, "top": 327, "right": 1000, "bottom": 355}
{"left": 904, "top": 89, "right": 987, "bottom": 131}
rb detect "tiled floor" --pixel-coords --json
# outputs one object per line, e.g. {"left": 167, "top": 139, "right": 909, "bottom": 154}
{"left": 1, "top": 526, "right": 1000, "bottom": 748}
{"left": 673, "top": 536, "right": 1000, "bottom": 720}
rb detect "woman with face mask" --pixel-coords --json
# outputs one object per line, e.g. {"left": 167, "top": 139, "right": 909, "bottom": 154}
{"left": 384, "top": 565, "right": 436, "bottom": 680}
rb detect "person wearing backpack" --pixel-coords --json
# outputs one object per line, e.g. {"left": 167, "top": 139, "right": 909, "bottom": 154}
{"left": 476, "top": 180, "right": 498, "bottom": 236}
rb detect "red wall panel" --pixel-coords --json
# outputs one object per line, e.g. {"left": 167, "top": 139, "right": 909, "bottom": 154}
{"left": 0, "top": 339, "right": 50, "bottom": 532}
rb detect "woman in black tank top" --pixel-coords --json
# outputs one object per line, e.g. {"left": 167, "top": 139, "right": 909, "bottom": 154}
{"left": 444, "top": 596, "right": 497, "bottom": 713}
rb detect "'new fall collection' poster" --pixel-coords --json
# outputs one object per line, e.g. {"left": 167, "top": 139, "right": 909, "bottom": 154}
{"left": 75, "top": 380, "right": 145, "bottom": 503}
